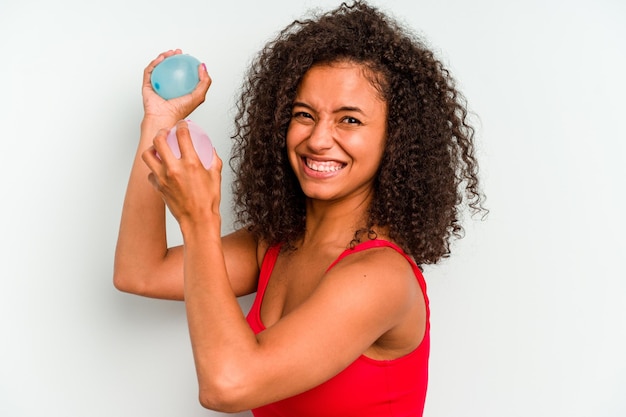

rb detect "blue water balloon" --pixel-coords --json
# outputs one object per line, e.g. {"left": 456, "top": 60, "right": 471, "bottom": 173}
{"left": 151, "top": 54, "right": 201, "bottom": 100}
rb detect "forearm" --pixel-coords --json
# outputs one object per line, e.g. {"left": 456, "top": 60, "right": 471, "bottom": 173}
{"left": 113, "top": 117, "right": 178, "bottom": 295}
{"left": 181, "top": 222, "right": 260, "bottom": 410}
{"left": 114, "top": 50, "right": 212, "bottom": 298}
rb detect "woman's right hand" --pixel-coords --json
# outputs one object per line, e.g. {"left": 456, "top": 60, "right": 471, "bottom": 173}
{"left": 141, "top": 49, "right": 212, "bottom": 127}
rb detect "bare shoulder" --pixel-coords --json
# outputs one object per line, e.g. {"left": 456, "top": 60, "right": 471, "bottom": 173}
{"left": 328, "top": 244, "right": 419, "bottom": 290}
{"left": 322, "top": 244, "right": 426, "bottom": 358}
{"left": 314, "top": 244, "right": 423, "bottom": 323}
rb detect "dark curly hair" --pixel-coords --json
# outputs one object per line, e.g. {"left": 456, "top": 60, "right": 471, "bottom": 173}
{"left": 230, "top": 1, "right": 486, "bottom": 264}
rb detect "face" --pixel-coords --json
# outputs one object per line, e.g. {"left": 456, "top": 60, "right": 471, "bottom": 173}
{"left": 286, "top": 62, "right": 388, "bottom": 204}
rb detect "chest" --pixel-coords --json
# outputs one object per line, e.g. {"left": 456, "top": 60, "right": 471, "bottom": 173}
{"left": 259, "top": 247, "right": 339, "bottom": 328}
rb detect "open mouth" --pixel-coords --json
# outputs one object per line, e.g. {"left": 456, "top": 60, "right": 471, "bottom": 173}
{"left": 304, "top": 157, "right": 346, "bottom": 173}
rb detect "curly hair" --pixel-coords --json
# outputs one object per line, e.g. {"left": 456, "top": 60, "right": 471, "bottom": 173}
{"left": 230, "top": 1, "right": 486, "bottom": 264}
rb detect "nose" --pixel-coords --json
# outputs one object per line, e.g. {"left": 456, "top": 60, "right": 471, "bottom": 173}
{"left": 307, "top": 120, "right": 334, "bottom": 152}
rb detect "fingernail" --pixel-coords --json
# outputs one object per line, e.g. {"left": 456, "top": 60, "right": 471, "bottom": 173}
{"left": 201, "top": 63, "right": 207, "bottom": 72}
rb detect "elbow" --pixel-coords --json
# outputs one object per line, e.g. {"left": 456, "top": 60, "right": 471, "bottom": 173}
{"left": 112, "top": 266, "right": 144, "bottom": 295}
{"left": 112, "top": 244, "right": 154, "bottom": 296}
{"left": 112, "top": 267, "right": 131, "bottom": 293}
{"left": 113, "top": 254, "right": 133, "bottom": 293}
{"left": 199, "top": 391, "right": 243, "bottom": 413}
{"left": 113, "top": 275, "right": 129, "bottom": 294}
{"left": 197, "top": 370, "right": 252, "bottom": 413}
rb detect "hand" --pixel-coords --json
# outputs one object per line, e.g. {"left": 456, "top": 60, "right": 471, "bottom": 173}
{"left": 142, "top": 50, "right": 212, "bottom": 126}
{"left": 142, "top": 120, "right": 223, "bottom": 234}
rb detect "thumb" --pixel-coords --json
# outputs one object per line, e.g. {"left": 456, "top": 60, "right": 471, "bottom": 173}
{"left": 191, "top": 63, "right": 212, "bottom": 104}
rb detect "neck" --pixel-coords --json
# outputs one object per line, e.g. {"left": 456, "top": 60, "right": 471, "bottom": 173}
{"left": 300, "top": 192, "right": 373, "bottom": 249}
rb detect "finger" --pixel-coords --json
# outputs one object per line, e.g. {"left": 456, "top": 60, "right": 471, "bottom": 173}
{"left": 209, "top": 148, "right": 223, "bottom": 173}
{"left": 143, "top": 129, "right": 173, "bottom": 170}
{"left": 190, "top": 63, "right": 212, "bottom": 104}
{"left": 141, "top": 145, "right": 162, "bottom": 175}
{"left": 174, "top": 120, "right": 199, "bottom": 162}
{"left": 146, "top": 172, "right": 160, "bottom": 192}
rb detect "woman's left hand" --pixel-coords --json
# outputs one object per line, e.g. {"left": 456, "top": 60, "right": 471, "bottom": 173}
{"left": 141, "top": 120, "right": 223, "bottom": 235}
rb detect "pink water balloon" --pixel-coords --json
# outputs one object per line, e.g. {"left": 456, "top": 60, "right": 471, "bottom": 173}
{"left": 162, "top": 120, "right": 214, "bottom": 169}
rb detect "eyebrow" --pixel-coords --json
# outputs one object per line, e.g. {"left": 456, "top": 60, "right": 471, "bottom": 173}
{"left": 292, "top": 101, "right": 366, "bottom": 115}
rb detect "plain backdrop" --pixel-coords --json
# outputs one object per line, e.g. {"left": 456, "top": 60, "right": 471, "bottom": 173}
{"left": 1, "top": 0, "right": 624, "bottom": 416}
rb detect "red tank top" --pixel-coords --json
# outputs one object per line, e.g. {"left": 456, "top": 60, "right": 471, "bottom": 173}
{"left": 246, "top": 239, "right": 430, "bottom": 417}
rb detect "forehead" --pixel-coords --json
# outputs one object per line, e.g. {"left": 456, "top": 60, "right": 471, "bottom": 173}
{"left": 296, "top": 62, "right": 387, "bottom": 107}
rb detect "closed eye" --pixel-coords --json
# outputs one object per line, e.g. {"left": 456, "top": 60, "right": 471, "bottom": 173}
{"left": 292, "top": 111, "right": 314, "bottom": 120}
{"left": 341, "top": 116, "right": 362, "bottom": 125}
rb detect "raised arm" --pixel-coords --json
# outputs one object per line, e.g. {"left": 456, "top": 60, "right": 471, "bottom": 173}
{"left": 113, "top": 50, "right": 259, "bottom": 300}
{"left": 139, "top": 129, "right": 425, "bottom": 411}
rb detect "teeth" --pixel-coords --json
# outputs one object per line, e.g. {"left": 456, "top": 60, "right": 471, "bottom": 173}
{"left": 306, "top": 158, "right": 344, "bottom": 173}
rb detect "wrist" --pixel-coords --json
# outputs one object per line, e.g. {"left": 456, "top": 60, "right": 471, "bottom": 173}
{"left": 140, "top": 115, "right": 178, "bottom": 132}
{"left": 138, "top": 117, "right": 178, "bottom": 150}
{"left": 180, "top": 215, "right": 222, "bottom": 244}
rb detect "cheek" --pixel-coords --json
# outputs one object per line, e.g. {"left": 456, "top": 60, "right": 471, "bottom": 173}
{"left": 285, "top": 122, "right": 310, "bottom": 155}
{"left": 285, "top": 127, "right": 297, "bottom": 156}
{"left": 285, "top": 127, "right": 300, "bottom": 169}
{"left": 361, "top": 132, "right": 386, "bottom": 157}
{"left": 363, "top": 138, "right": 387, "bottom": 173}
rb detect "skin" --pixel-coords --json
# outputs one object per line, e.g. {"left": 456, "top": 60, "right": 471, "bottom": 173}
{"left": 287, "top": 63, "right": 387, "bottom": 205}
{"left": 114, "top": 52, "right": 426, "bottom": 413}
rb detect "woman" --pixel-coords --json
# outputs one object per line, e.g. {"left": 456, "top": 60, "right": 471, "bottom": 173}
{"left": 114, "top": 2, "right": 485, "bottom": 415}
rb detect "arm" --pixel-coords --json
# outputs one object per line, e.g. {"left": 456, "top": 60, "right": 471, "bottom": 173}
{"left": 113, "top": 50, "right": 259, "bottom": 299}
{"left": 140, "top": 129, "right": 424, "bottom": 411}
{"left": 185, "top": 229, "right": 424, "bottom": 412}
{"left": 139, "top": 65, "right": 425, "bottom": 414}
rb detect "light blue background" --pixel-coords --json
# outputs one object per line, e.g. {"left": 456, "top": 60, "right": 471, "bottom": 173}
{"left": 1, "top": 0, "right": 624, "bottom": 416}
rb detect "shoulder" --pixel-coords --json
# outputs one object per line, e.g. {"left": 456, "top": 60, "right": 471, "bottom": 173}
{"left": 330, "top": 240, "right": 417, "bottom": 281}
{"left": 323, "top": 243, "right": 421, "bottom": 311}
{"left": 323, "top": 242, "right": 427, "bottom": 356}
